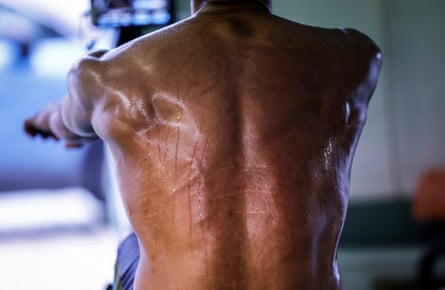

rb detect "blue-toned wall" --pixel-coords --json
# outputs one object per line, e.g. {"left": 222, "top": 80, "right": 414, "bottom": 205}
{"left": 0, "top": 39, "right": 92, "bottom": 191}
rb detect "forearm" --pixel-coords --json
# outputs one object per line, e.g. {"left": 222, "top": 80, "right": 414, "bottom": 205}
{"left": 49, "top": 103, "right": 73, "bottom": 139}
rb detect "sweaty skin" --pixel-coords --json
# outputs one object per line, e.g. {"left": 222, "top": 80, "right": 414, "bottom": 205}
{"left": 25, "top": 1, "right": 382, "bottom": 289}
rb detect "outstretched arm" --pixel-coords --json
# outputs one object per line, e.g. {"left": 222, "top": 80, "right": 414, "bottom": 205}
{"left": 24, "top": 49, "right": 107, "bottom": 147}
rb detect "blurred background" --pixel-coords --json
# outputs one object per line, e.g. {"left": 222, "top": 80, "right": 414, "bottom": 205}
{"left": 0, "top": 0, "right": 444, "bottom": 289}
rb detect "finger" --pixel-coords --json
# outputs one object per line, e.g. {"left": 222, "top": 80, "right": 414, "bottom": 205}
{"left": 24, "top": 121, "right": 59, "bottom": 140}
{"left": 24, "top": 120, "right": 38, "bottom": 137}
{"left": 41, "top": 131, "right": 59, "bottom": 140}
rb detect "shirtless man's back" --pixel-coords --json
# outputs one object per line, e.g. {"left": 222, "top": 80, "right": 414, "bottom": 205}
{"left": 25, "top": 1, "right": 382, "bottom": 289}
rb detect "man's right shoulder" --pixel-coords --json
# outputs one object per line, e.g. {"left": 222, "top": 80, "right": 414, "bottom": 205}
{"left": 340, "top": 28, "right": 382, "bottom": 60}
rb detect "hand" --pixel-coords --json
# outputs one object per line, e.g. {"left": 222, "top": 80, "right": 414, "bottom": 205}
{"left": 24, "top": 103, "right": 97, "bottom": 148}
{"left": 24, "top": 103, "right": 60, "bottom": 141}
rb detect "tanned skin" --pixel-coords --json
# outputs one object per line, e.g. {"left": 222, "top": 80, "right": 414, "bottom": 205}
{"left": 25, "top": 0, "right": 382, "bottom": 289}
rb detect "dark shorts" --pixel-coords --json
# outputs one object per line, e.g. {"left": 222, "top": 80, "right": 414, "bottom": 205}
{"left": 113, "top": 233, "right": 140, "bottom": 290}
